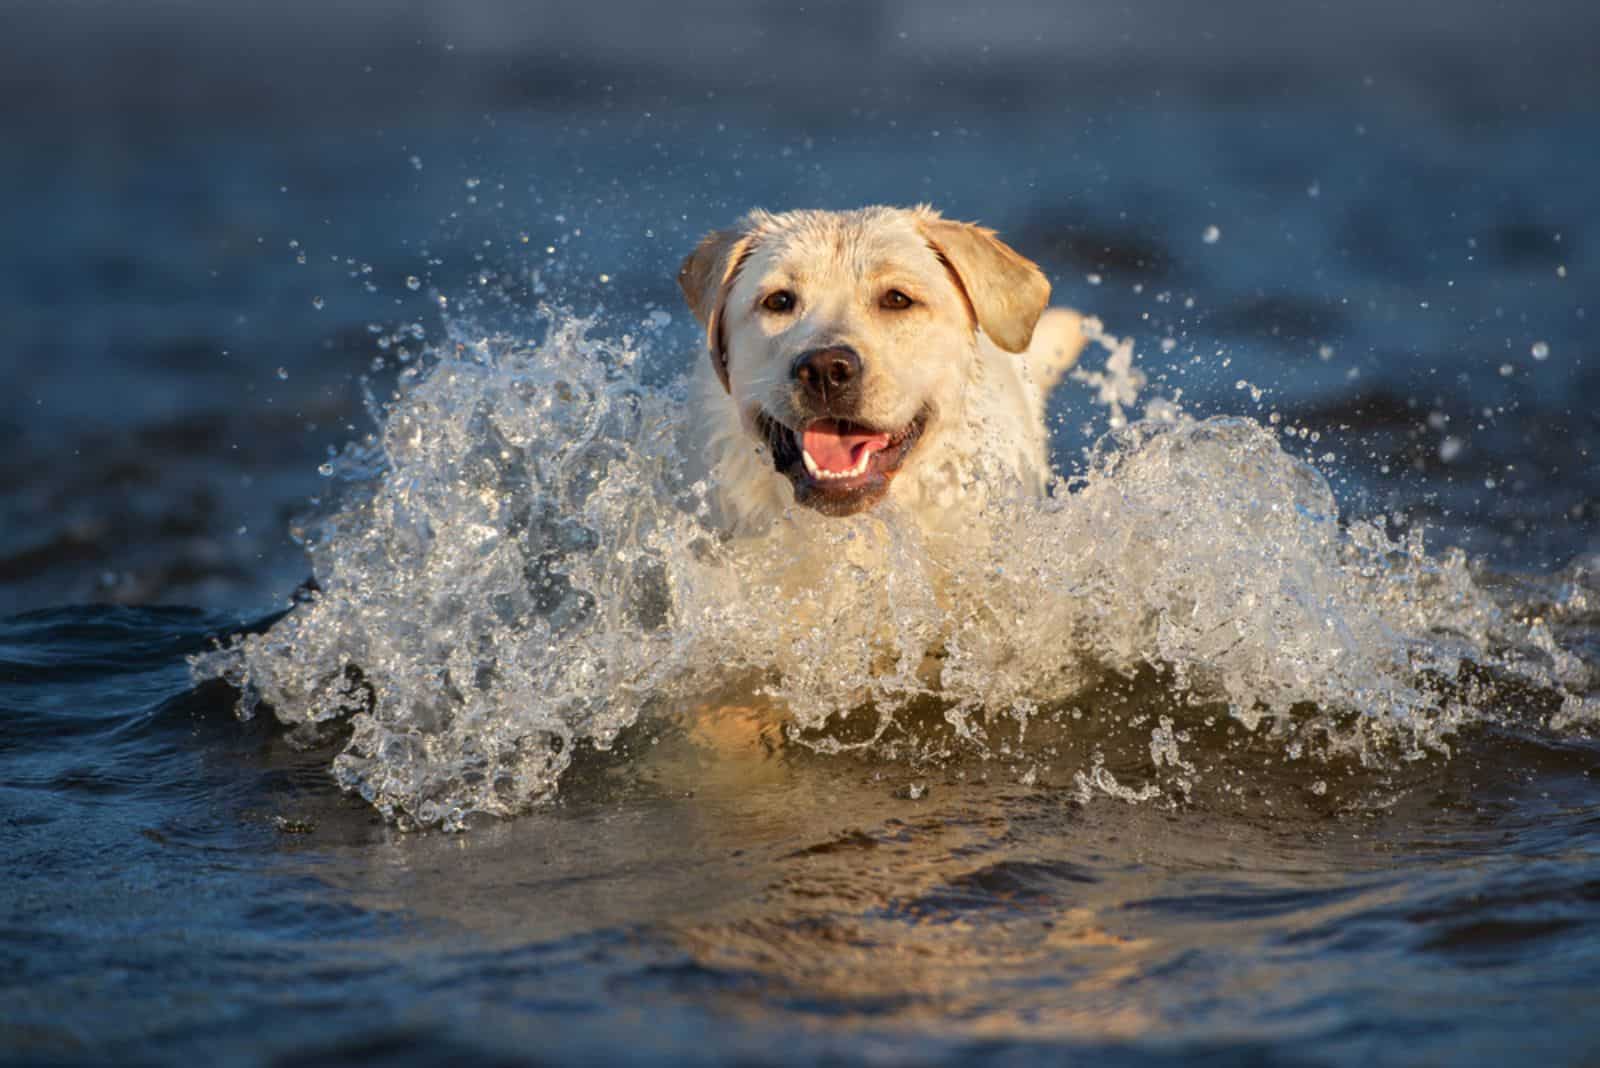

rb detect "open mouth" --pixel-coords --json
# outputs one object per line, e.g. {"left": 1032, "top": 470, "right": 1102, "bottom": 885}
{"left": 757, "top": 408, "right": 929, "bottom": 516}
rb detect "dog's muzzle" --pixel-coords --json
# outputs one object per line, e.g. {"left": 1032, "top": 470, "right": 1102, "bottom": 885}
{"left": 757, "top": 406, "right": 929, "bottom": 517}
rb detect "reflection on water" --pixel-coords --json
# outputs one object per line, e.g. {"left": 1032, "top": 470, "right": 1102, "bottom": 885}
{"left": 3, "top": 597, "right": 1598, "bottom": 1062}
{"left": 289, "top": 681, "right": 1600, "bottom": 1059}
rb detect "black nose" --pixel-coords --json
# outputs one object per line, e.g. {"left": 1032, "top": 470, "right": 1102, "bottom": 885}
{"left": 792, "top": 346, "right": 862, "bottom": 406}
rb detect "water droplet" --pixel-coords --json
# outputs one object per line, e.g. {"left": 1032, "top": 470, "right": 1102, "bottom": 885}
{"left": 405, "top": 276, "right": 422, "bottom": 291}
{"left": 1531, "top": 341, "right": 1550, "bottom": 360}
{"left": 276, "top": 367, "right": 289, "bottom": 380}
{"left": 1086, "top": 273, "right": 1102, "bottom": 286}
{"left": 1202, "top": 225, "right": 1221, "bottom": 244}
{"left": 317, "top": 462, "right": 335, "bottom": 477}
{"left": 312, "top": 296, "right": 325, "bottom": 310}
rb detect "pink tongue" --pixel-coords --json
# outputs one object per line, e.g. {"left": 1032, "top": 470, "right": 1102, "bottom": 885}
{"left": 802, "top": 420, "right": 892, "bottom": 473}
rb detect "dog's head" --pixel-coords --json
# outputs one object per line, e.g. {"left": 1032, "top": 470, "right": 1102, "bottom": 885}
{"left": 678, "top": 206, "right": 1050, "bottom": 516}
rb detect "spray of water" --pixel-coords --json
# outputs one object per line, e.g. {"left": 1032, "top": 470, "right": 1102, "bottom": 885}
{"left": 195, "top": 310, "right": 1598, "bottom": 829}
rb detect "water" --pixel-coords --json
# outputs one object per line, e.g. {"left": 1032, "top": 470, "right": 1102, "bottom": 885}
{"left": 5, "top": 2, "right": 1600, "bottom": 1063}
{"left": 6, "top": 605, "right": 1600, "bottom": 1062}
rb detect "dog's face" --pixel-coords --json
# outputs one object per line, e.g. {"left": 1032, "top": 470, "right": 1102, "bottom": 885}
{"left": 679, "top": 206, "right": 1049, "bottom": 516}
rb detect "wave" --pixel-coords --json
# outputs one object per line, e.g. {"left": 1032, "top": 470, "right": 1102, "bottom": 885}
{"left": 194, "top": 309, "right": 1599, "bottom": 829}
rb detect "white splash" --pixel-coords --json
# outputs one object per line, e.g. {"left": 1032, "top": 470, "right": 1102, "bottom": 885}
{"left": 196, "top": 310, "right": 1592, "bottom": 829}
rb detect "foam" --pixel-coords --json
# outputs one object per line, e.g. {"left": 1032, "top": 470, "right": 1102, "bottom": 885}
{"left": 195, "top": 310, "right": 1593, "bottom": 829}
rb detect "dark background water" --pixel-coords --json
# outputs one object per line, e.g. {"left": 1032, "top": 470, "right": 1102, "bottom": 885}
{"left": 2, "top": 1, "right": 1599, "bottom": 1064}
{"left": 3, "top": 0, "right": 1597, "bottom": 615}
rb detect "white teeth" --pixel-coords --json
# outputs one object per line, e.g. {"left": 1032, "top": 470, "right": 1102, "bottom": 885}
{"left": 800, "top": 446, "right": 871, "bottom": 481}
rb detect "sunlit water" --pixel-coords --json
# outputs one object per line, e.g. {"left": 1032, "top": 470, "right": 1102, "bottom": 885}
{"left": 12, "top": 301, "right": 1593, "bottom": 1063}
{"left": 5, "top": 48, "right": 1600, "bottom": 1064}
{"left": 196, "top": 311, "right": 1596, "bottom": 833}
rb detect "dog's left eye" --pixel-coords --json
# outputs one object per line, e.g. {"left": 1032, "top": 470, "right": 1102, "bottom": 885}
{"left": 880, "top": 289, "right": 914, "bottom": 310}
{"left": 761, "top": 290, "right": 796, "bottom": 313}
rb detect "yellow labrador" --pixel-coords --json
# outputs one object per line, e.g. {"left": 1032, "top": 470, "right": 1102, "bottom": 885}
{"left": 678, "top": 205, "right": 1084, "bottom": 534}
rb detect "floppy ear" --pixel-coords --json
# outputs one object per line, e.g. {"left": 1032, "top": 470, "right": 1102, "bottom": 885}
{"left": 918, "top": 216, "right": 1050, "bottom": 353}
{"left": 677, "top": 227, "right": 755, "bottom": 394}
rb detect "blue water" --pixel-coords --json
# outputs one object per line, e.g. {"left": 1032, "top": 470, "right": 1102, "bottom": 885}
{"left": 4, "top": 2, "right": 1600, "bottom": 1063}
{"left": 6, "top": 605, "right": 1600, "bottom": 1063}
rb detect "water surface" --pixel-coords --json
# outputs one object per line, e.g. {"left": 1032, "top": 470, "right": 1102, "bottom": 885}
{"left": 3, "top": 3, "right": 1599, "bottom": 1063}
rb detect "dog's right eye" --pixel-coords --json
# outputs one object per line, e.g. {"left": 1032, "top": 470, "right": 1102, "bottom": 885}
{"left": 760, "top": 290, "right": 796, "bottom": 313}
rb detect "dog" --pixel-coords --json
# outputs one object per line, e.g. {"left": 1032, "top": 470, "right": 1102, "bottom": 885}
{"left": 677, "top": 205, "right": 1085, "bottom": 537}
